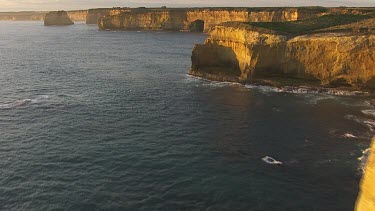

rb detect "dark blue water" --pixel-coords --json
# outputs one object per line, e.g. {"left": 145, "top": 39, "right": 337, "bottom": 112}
{"left": 0, "top": 22, "right": 374, "bottom": 210}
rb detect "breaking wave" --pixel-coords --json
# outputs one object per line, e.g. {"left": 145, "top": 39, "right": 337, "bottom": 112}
{"left": 362, "top": 110, "right": 375, "bottom": 118}
{"left": 0, "top": 95, "right": 49, "bottom": 109}
{"left": 343, "top": 133, "right": 357, "bottom": 138}
{"left": 358, "top": 148, "right": 371, "bottom": 174}
{"left": 245, "top": 85, "right": 369, "bottom": 96}
{"left": 262, "top": 156, "right": 283, "bottom": 165}
{"left": 187, "top": 75, "right": 372, "bottom": 97}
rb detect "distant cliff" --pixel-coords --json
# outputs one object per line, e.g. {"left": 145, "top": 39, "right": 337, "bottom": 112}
{"left": 0, "top": 10, "right": 87, "bottom": 22}
{"left": 190, "top": 15, "right": 375, "bottom": 89}
{"left": 66, "top": 10, "right": 88, "bottom": 21}
{"left": 0, "top": 11, "right": 46, "bottom": 21}
{"left": 356, "top": 138, "right": 375, "bottom": 211}
{"left": 44, "top": 11, "right": 74, "bottom": 26}
{"left": 86, "top": 8, "right": 130, "bottom": 24}
{"left": 98, "top": 7, "right": 326, "bottom": 32}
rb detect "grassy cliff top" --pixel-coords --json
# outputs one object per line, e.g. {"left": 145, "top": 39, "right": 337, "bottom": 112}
{"left": 246, "top": 14, "right": 375, "bottom": 36}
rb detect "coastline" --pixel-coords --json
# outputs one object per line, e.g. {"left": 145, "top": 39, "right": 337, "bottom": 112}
{"left": 189, "top": 71, "right": 374, "bottom": 96}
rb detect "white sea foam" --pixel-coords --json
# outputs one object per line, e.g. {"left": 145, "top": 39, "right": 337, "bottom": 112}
{"left": 358, "top": 148, "right": 371, "bottom": 173}
{"left": 345, "top": 115, "right": 363, "bottom": 124}
{"left": 186, "top": 75, "right": 242, "bottom": 87}
{"left": 245, "top": 84, "right": 369, "bottom": 96}
{"left": 362, "top": 110, "right": 375, "bottom": 118}
{"left": 0, "top": 99, "right": 30, "bottom": 109}
{"left": 0, "top": 95, "right": 50, "bottom": 109}
{"left": 364, "top": 100, "right": 375, "bottom": 107}
{"left": 364, "top": 120, "right": 375, "bottom": 132}
{"left": 262, "top": 156, "right": 283, "bottom": 165}
{"left": 187, "top": 75, "right": 371, "bottom": 97}
{"left": 343, "top": 133, "right": 357, "bottom": 138}
{"left": 345, "top": 114, "right": 375, "bottom": 132}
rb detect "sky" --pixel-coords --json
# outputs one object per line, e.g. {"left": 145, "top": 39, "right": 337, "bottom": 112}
{"left": 0, "top": 0, "right": 374, "bottom": 12}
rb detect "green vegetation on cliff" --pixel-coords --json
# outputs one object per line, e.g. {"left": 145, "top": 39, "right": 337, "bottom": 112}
{"left": 248, "top": 14, "right": 375, "bottom": 36}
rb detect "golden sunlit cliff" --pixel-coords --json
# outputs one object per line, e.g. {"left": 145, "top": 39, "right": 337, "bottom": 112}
{"left": 98, "top": 7, "right": 326, "bottom": 31}
{"left": 190, "top": 15, "right": 375, "bottom": 89}
{"left": 356, "top": 138, "right": 375, "bottom": 211}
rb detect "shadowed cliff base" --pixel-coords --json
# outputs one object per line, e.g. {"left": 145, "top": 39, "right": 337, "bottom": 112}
{"left": 189, "top": 20, "right": 204, "bottom": 32}
{"left": 191, "top": 44, "right": 241, "bottom": 77}
{"left": 44, "top": 11, "right": 74, "bottom": 26}
{"left": 190, "top": 13, "right": 375, "bottom": 91}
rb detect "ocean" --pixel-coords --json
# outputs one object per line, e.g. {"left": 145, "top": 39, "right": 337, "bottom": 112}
{"left": 0, "top": 21, "right": 374, "bottom": 210}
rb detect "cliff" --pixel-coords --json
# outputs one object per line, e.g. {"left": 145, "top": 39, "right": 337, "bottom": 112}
{"left": 0, "top": 11, "right": 46, "bottom": 21}
{"left": 44, "top": 11, "right": 74, "bottom": 26}
{"left": 99, "top": 9, "right": 187, "bottom": 31}
{"left": 0, "top": 10, "right": 87, "bottom": 22}
{"left": 66, "top": 10, "right": 88, "bottom": 21}
{"left": 86, "top": 8, "right": 130, "bottom": 24}
{"left": 356, "top": 138, "right": 375, "bottom": 211}
{"left": 190, "top": 15, "right": 375, "bottom": 89}
{"left": 98, "top": 7, "right": 325, "bottom": 32}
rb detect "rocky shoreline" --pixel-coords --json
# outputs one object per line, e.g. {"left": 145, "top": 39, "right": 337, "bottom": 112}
{"left": 190, "top": 19, "right": 375, "bottom": 91}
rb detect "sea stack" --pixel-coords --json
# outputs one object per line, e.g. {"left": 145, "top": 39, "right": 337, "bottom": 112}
{"left": 44, "top": 11, "right": 74, "bottom": 26}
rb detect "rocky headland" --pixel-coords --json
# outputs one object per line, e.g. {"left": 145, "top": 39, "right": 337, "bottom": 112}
{"left": 44, "top": 11, "right": 74, "bottom": 26}
{"left": 356, "top": 137, "right": 375, "bottom": 211}
{"left": 190, "top": 14, "right": 375, "bottom": 90}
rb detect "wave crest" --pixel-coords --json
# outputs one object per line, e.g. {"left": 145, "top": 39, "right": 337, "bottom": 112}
{"left": 0, "top": 95, "right": 50, "bottom": 109}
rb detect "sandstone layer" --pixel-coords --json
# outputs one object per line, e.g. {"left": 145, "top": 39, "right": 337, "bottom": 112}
{"left": 44, "top": 11, "right": 74, "bottom": 26}
{"left": 190, "top": 22, "right": 375, "bottom": 89}
{"left": 356, "top": 138, "right": 375, "bottom": 211}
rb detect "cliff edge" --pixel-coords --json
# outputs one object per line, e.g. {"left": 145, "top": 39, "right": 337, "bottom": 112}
{"left": 190, "top": 14, "right": 375, "bottom": 89}
{"left": 356, "top": 138, "right": 375, "bottom": 211}
{"left": 44, "top": 11, "right": 74, "bottom": 26}
{"left": 98, "top": 7, "right": 325, "bottom": 32}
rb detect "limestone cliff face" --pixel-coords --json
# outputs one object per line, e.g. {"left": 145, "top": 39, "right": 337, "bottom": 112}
{"left": 99, "top": 10, "right": 187, "bottom": 30}
{"left": 86, "top": 8, "right": 130, "bottom": 24}
{"left": 98, "top": 8, "right": 324, "bottom": 32}
{"left": 356, "top": 138, "right": 375, "bottom": 211}
{"left": 66, "top": 10, "right": 88, "bottom": 22}
{"left": 191, "top": 23, "right": 375, "bottom": 88}
{"left": 0, "top": 12, "right": 46, "bottom": 21}
{"left": 247, "top": 10, "right": 298, "bottom": 22}
{"left": 0, "top": 10, "right": 86, "bottom": 22}
{"left": 186, "top": 9, "right": 249, "bottom": 32}
{"left": 44, "top": 11, "right": 74, "bottom": 26}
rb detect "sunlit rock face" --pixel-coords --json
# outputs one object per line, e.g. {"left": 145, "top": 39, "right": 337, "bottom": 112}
{"left": 98, "top": 8, "right": 323, "bottom": 32}
{"left": 66, "top": 10, "right": 88, "bottom": 22}
{"left": 44, "top": 11, "right": 74, "bottom": 26}
{"left": 356, "top": 138, "right": 375, "bottom": 211}
{"left": 86, "top": 8, "right": 130, "bottom": 24}
{"left": 190, "top": 22, "right": 375, "bottom": 89}
{"left": 99, "top": 10, "right": 187, "bottom": 31}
